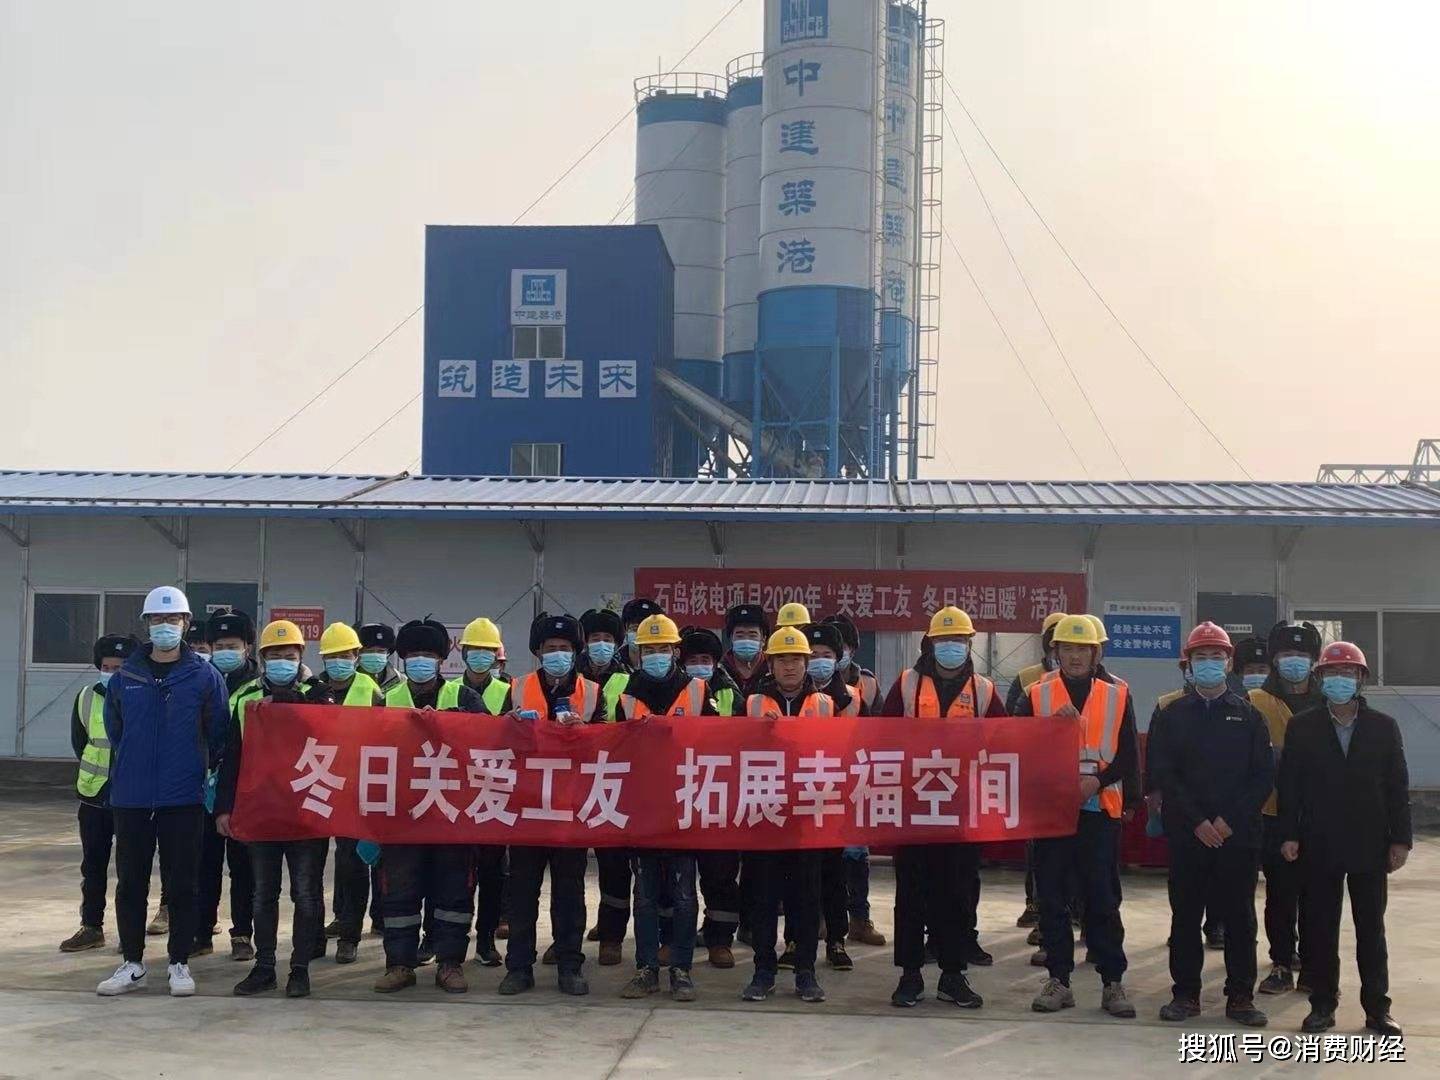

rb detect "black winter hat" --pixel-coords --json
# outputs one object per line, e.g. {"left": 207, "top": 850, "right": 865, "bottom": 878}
{"left": 207, "top": 610, "right": 255, "bottom": 645}
{"left": 621, "top": 597, "right": 664, "bottom": 627}
{"left": 1234, "top": 636, "right": 1269, "bottom": 669}
{"left": 356, "top": 622, "right": 396, "bottom": 651}
{"left": 396, "top": 619, "right": 451, "bottom": 658}
{"left": 93, "top": 634, "right": 138, "bottom": 668}
{"left": 679, "top": 628, "right": 724, "bottom": 662}
{"left": 580, "top": 607, "right": 624, "bottom": 641}
{"left": 1267, "top": 620, "right": 1321, "bottom": 660}
{"left": 724, "top": 603, "right": 769, "bottom": 638}
{"left": 803, "top": 622, "right": 845, "bottom": 655}
{"left": 185, "top": 621, "right": 208, "bottom": 647}
{"left": 530, "top": 612, "right": 582, "bottom": 654}
{"left": 821, "top": 613, "right": 859, "bottom": 650}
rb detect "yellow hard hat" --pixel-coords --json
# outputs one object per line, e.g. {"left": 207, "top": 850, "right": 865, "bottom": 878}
{"left": 319, "top": 622, "right": 361, "bottom": 656}
{"left": 460, "top": 617, "right": 503, "bottom": 649}
{"left": 1051, "top": 614, "right": 1101, "bottom": 647}
{"left": 766, "top": 626, "right": 811, "bottom": 656}
{"left": 928, "top": 605, "right": 976, "bottom": 637}
{"left": 776, "top": 602, "right": 811, "bottom": 628}
{"left": 1083, "top": 614, "right": 1109, "bottom": 643}
{"left": 1041, "top": 611, "right": 1068, "bottom": 636}
{"left": 259, "top": 620, "right": 305, "bottom": 651}
{"left": 636, "top": 613, "right": 681, "bottom": 645}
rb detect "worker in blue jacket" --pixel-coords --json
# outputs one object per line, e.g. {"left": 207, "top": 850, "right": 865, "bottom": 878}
{"left": 96, "top": 586, "right": 228, "bottom": 999}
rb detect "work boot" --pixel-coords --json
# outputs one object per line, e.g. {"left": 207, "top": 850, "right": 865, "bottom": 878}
{"left": 1016, "top": 903, "right": 1040, "bottom": 928}
{"left": 497, "top": 968, "right": 534, "bottom": 995}
{"left": 1029, "top": 948, "right": 1048, "bottom": 967}
{"left": 60, "top": 926, "right": 105, "bottom": 953}
{"left": 231, "top": 936, "right": 254, "bottom": 963}
{"left": 938, "top": 971, "right": 983, "bottom": 1009}
{"left": 670, "top": 968, "right": 696, "bottom": 1002}
{"left": 1294, "top": 970, "right": 1313, "bottom": 995}
{"left": 1365, "top": 1013, "right": 1403, "bottom": 1037}
{"left": 1031, "top": 977, "right": 1075, "bottom": 1013}
{"left": 494, "top": 919, "right": 509, "bottom": 940}
{"left": 795, "top": 970, "right": 826, "bottom": 1003}
{"left": 435, "top": 962, "right": 468, "bottom": 994}
{"left": 777, "top": 943, "right": 796, "bottom": 970}
{"left": 541, "top": 943, "right": 557, "bottom": 965}
{"left": 190, "top": 938, "right": 214, "bottom": 958}
{"left": 891, "top": 970, "right": 924, "bottom": 1008}
{"left": 416, "top": 937, "right": 434, "bottom": 966}
{"left": 657, "top": 944, "right": 672, "bottom": 968}
{"left": 1226, "top": 996, "right": 1267, "bottom": 1027}
{"left": 1159, "top": 995, "right": 1201, "bottom": 1021}
{"left": 1205, "top": 926, "right": 1226, "bottom": 951}
{"left": 324, "top": 919, "right": 341, "bottom": 939}
{"left": 847, "top": 916, "right": 886, "bottom": 947}
{"left": 826, "top": 942, "right": 853, "bottom": 971}
{"left": 372, "top": 965, "right": 416, "bottom": 993}
{"left": 599, "top": 942, "right": 623, "bottom": 966}
{"left": 620, "top": 967, "right": 660, "bottom": 999}
{"left": 286, "top": 967, "right": 311, "bottom": 999}
{"left": 740, "top": 973, "right": 774, "bottom": 1001}
{"left": 1302, "top": 1007, "right": 1336, "bottom": 1033}
{"left": 1026, "top": 926, "right": 1042, "bottom": 946}
{"left": 146, "top": 906, "right": 169, "bottom": 937}
{"left": 965, "top": 942, "right": 994, "bottom": 967}
{"left": 707, "top": 944, "right": 735, "bottom": 969}
{"left": 472, "top": 936, "right": 501, "bottom": 967}
{"left": 233, "top": 964, "right": 278, "bottom": 996}
{"left": 335, "top": 940, "right": 358, "bottom": 965}
{"left": 586, "top": 925, "right": 601, "bottom": 942}
{"left": 558, "top": 971, "right": 590, "bottom": 996}
{"left": 1258, "top": 964, "right": 1293, "bottom": 995}
{"left": 1102, "top": 982, "right": 1136, "bottom": 1018}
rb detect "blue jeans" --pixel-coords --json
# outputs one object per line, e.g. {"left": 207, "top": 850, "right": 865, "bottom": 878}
{"left": 633, "top": 852, "right": 697, "bottom": 971}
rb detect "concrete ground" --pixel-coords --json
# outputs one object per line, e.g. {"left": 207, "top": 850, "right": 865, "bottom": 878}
{"left": 3, "top": 781, "right": 1437, "bottom": 1078}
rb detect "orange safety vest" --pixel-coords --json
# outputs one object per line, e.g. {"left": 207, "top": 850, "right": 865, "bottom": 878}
{"left": 745, "top": 692, "right": 835, "bottom": 718}
{"left": 899, "top": 668, "right": 996, "bottom": 718}
{"left": 619, "top": 678, "right": 707, "bottom": 719}
{"left": 1029, "top": 675, "right": 1127, "bottom": 818}
{"left": 855, "top": 671, "right": 879, "bottom": 710}
{"left": 509, "top": 671, "right": 600, "bottom": 722}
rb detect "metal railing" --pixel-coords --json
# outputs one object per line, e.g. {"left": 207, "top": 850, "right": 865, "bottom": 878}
{"left": 634, "top": 72, "right": 727, "bottom": 104}
{"left": 725, "top": 52, "right": 763, "bottom": 85}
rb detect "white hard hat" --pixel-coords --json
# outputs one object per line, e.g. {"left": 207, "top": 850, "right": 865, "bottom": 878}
{"left": 142, "top": 585, "right": 191, "bottom": 616}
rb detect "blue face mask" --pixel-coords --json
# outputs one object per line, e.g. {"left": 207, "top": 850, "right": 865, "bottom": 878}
{"left": 807, "top": 657, "right": 836, "bottom": 683}
{"left": 541, "top": 650, "right": 574, "bottom": 678}
{"left": 149, "top": 623, "right": 183, "bottom": 651}
{"left": 357, "top": 652, "right": 388, "bottom": 675}
{"left": 1276, "top": 656, "right": 1312, "bottom": 684}
{"left": 587, "top": 641, "right": 616, "bottom": 668}
{"left": 1321, "top": 674, "right": 1358, "bottom": 704}
{"left": 1190, "top": 657, "right": 1228, "bottom": 689}
{"left": 97, "top": 671, "right": 114, "bottom": 688}
{"left": 641, "top": 653, "right": 674, "bottom": 679}
{"left": 1242, "top": 672, "right": 1268, "bottom": 690}
{"left": 211, "top": 648, "right": 245, "bottom": 673}
{"left": 324, "top": 657, "right": 356, "bottom": 682}
{"left": 837, "top": 650, "right": 853, "bottom": 671}
{"left": 685, "top": 663, "right": 714, "bottom": 681}
{"left": 933, "top": 641, "right": 969, "bottom": 670}
{"left": 465, "top": 649, "right": 496, "bottom": 674}
{"left": 404, "top": 656, "right": 439, "bottom": 683}
{"left": 732, "top": 639, "right": 762, "bottom": 662}
{"left": 264, "top": 658, "right": 300, "bottom": 685}
{"left": 624, "top": 630, "right": 637, "bottom": 648}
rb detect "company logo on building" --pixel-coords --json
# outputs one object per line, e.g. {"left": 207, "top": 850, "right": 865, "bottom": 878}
{"left": 781, "top": 0, "right": 828, "bottom": 43}
{"left": 520, "top": 274, "right": 557, "bottom": 306}
{"left": 511, "top": 268, "right": 567, "bottom": 325}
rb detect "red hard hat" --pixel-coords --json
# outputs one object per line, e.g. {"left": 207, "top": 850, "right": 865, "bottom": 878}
{"left": 1183, "top": 621, "right": 1234, "bottom": 657}
{"left": 1313, "top": 640, "right": 1368, "bottom": 676}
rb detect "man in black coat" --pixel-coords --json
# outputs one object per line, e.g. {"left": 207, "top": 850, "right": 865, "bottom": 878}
{"left": 1277, "top": 641, "right": 1411, "bottom": 1037}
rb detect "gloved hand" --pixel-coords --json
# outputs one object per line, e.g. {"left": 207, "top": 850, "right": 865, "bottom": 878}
{"left": 203, "top": 771, "right": 218, "bottom": 814}
{"left": 356, "top": 840, "right": 382, "bottom": 866}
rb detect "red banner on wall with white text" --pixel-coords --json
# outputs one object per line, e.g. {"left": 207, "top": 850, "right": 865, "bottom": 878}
{"left": 229, "top": 705, "right": 1083, "bottom": 850}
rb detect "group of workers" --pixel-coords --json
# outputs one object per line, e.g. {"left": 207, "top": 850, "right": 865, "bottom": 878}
{"left": 68, "top": 584, "right": 1411, "bottom": 1036}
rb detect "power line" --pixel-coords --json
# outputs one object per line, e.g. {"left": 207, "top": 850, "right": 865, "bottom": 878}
{"left": 942, "top": 76, "right": 1254, "bottom": 480}
{"left": 325, "top": 392, "right": 422, "bottom": 472}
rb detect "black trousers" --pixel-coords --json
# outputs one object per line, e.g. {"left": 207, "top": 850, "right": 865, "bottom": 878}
{"left": 1167, "top": 839, "right": 1259, "bottom": 1001}
{"left": 332, "top": 838, "right": 372, "bottom": 945}
{"left": 197, "top": 811, "right": 253, "bottom": 941}
{"left": 505, "top": 846, "right": 586, "bottom": 974}
{"left": 895, "top": 842, "right": 978, "bottom": 974}
{"left": 77, "top": 802, "right": 113, "bottom": 929}
{"left": 747, "top": 850, "right": 821, "bottom": 977}
{"left": 1261, "top": 815, "right": 1304, "bottom": 969}
{"left": 472, "top": 844, "right": 506, "bottom": 940}
{"left": 786, "top": 848, "right": 850, "bottom": 946}
{"left": 1303, "top": 865, "right": 1389, "bottom": 1016}
{"left": 697, "top": 849, "right": 741, "bottom": 947}
{"left": 379, "top": 844, "right": 474, "bottom": 968}
{"left": 594, "top": 847, "right": 632, "bottom": 943}
{"left": 1035, "top": 812, "right": 1126, "bottom": 985}
{"left": 250, "top": 838, "right": 327, "bottom": 971}
{"left": 113, "top": 805, "right": 205, "bottom": 965}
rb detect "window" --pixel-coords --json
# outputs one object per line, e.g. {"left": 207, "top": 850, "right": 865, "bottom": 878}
{"left": 103, "top": 592, "right": 146, "bottom": 638}
{"left": 31, "top": 590, "right": 150, "bottom": 666}
{"left": 1294, "top": 608, "right": 1440, "bottom": 687}
{"left": 509, "top": 442, "right": 563, "bottom": 477}
{"left": 513, "top": 326, "right": 565, "bottom": 360}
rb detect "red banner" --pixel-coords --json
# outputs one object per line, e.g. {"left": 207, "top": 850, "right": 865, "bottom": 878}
{"left": 631, "top": 568, "right": 1085, "bottom": 634}
{"left": 230, "top": 704, "right": 1083, "bottom": 849}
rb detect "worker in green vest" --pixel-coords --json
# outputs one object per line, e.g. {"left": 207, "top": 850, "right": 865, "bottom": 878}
{"left": 60, "top": 634, "right": 139, "bottom": 953}
{"left": 355, "top": 622, "right": 403, "bottom": 690}
{"left": 579, "top": 607, "right": 630, "bottom": 718}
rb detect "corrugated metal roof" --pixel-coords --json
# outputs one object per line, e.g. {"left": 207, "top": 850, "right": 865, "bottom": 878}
{"left": 0, "top": 470, "right": 1437, "bottom": 526}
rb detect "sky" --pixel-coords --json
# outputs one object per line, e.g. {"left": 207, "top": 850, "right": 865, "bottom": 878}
{"left": 2, "top": 0, "right": 1437, "bottom": 482}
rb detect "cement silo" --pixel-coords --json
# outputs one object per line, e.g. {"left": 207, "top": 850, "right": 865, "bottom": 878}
{"left": 722, "top": 54, "right": 763, "bottom": 414}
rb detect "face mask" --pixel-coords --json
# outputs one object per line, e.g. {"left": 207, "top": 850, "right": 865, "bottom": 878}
{"left": 587, "top": 642, "right": 616, "bottom": 667}
{"left": 807, "top": 657, "right": 837, "bottom": 683}
{"left": 211, "top": 649, "right": 245, "bottom": 673}
{"left": 624, "top": 630, "right": 637, "bottom": 648}
{"left": 149, "top": 623, "right": 183, "bottom": 651}
{"left": 324, "top": 657, "right": 356, "bottom": 682}
{"left": 641, "top": 653, "right": 673, "bottom": 679}
{"left": 358, "top": 652, "right": 388, "bottom": 675}
{"left": 1190, "top": 657, "right": 1228, "bottom": 689}
{"left": 264, "top": 658, "right": 300, "bottom": 685}
{"left": 541, "top": 650, "right": 574, "bottom": 678}
{"left": 732, "top": 639, "right": 761, "bottom": 662}
{"left": 97, "top": 671, "right": 113, "bottom": 688}
{"left": 404, "top": 656, "right": 439, "bottom": 683}
{"left": 837, "top": 649, "right": 853, "bottom": 671}
{"left": 465, "top": 649, "right": 496, "bottom": 674}
{"left": 685, "top": 663, "right": 714, "bottom": 681}
{"left": 933, "top": 641, "right": 969, "bottom": 670}
{"left": 1242, "top": 673, "right": 1268, "bottom": 690}
{"left": 1321, "top": 674, "right": 1358, "bottom": 705}
{"left": 1276, "top": 656, "right": 1312, "bottom": 684}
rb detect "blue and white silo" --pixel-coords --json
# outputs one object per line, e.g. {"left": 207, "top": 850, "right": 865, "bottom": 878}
{"left": 722, "top": 54, "right": 764, "bottom": 415}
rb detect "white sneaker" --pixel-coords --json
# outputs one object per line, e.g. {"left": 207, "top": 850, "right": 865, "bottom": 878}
{"left": 168, "top": 962, "right": 196, "bottom": 997}
{"left": 97, "top": 960, "right": 147, "bottom": 996}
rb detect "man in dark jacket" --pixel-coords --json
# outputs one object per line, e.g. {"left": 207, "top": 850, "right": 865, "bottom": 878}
{"left": 1278, "top": 641, "right": 1411, "bottom": 1037}
{"left": 722, "top": 603, "right": 770, "bottom": 698}
{"left": 97, "top": 586, "right": 228, "bottom": 998}
{"left": 1148, "top": 623, "right": 1273, "bottom": 1028}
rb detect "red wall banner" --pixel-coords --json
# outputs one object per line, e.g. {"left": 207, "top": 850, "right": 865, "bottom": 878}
{"left": 230, "top": 704, "right": 1084, "bottom": 850}
{"left": 631, "top": 568, "right": 1085, "bottom": 634}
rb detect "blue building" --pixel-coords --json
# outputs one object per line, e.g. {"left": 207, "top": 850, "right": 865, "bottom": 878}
{"left": 421, "top": 225, "right": 675, "bottom": 477}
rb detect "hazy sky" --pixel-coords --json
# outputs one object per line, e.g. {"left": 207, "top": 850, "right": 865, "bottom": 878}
{"left": 3, "top": 1, "right": 1436, "bottom": 481}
